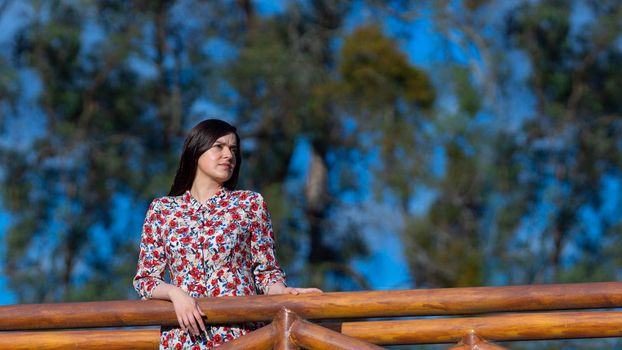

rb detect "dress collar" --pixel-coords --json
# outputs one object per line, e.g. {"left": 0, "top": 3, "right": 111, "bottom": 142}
{"left": 183, "top": 188, "right": 229, "bottom": 209}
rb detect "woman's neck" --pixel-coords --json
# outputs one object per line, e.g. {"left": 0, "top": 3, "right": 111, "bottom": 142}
{"left": 190, "top": 180, "right": 224, "bottom": 204}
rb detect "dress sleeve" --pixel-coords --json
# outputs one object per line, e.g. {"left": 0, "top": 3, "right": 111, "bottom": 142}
{"left": 251, "top": 194, "right": 286, "bottom": 294}
{"left": 133, "top": 199, "right": 167, "bottom": 299}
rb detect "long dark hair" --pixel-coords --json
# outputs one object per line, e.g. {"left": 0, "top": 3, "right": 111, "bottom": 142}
{"left": 168, "top": 119, "right": 241, "bottom": 196}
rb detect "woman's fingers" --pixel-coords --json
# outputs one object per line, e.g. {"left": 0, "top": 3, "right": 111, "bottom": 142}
{"left": 194, "top": 308, "right": 207, "bottom": 334}
{"left": 177, "top": 315, "right": 186, "bottom": 332}
{"left": 186, "top": 313, "right": 200, "bottom": 335}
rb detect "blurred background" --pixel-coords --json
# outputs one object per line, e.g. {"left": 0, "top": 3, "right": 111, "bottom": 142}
{"left": 1, "top": 0, "right": 622, "bottom": 348}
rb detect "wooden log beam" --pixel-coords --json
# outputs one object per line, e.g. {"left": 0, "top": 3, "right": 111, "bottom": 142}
{"left": 0, "top": 299, "right": 177, "bottom": 330}
{"left": 291, "top": 318, "right": 385, "bottom": 350}
{"left": 1, "top": 310, "right": 621, "bottom": 348}
{"left": 2, "top": 282, "right": 622, "bottom": 330}
{"left": 216, "top": 324, "right": 275, "bottom": 350}
{"left": 0, "top": 328, "right": 159, "bottom": 350}
{"left": 334, "top": 310, "right": 622, "bottom": 345}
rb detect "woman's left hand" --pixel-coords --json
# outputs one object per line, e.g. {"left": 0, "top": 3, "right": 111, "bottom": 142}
{"left": 267, "top": 282, "right": 323, "bottom": 295}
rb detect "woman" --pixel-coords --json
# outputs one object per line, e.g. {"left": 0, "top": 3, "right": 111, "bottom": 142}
{"left": 133, "top": 119, "right": 321, "bottom": 349}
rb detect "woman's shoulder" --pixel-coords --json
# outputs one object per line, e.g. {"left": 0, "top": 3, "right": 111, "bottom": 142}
{"left": 148, "top": 193, "right": 186, "bottom": 210}
{"left": 230, "top": 189, "right": 265, "bottom": 204}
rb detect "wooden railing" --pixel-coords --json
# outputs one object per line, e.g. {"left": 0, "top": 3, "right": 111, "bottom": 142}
{"left": 1, "top": 282, "right": 622, "bottom": 349}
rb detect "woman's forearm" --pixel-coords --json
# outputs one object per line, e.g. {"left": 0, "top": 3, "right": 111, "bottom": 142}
{"left": 151, "top": 281, "right": 185, "bottom": 300}
{"left": 267, "top": 281, "right": 288, "bottom": 294}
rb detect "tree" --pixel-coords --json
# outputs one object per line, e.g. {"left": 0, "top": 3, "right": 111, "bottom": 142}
{"left": 1, "top": 0, "right": 218, "bottom": 302}
{"left": 496, "top": 0, "right": 622, "bottom": 284}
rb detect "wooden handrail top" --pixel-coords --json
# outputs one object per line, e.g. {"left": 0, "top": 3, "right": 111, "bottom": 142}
{"left": 1, "top": 281, "right": 622, "bottom": 330}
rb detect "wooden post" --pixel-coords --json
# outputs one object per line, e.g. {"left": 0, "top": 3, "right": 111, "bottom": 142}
{"left": 446, "top": 332, "right": 509, "bottom": 350}
{"left": 273, "top": 308, "right": 298, "bottom": 350}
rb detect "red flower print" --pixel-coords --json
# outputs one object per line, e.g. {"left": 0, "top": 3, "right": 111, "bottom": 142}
{"left": 189, "top": 267, "right": 201, "bottom": 280}
{"left": 144, "top": 235, "right": 154, "bottom": 244}
{"left": 196, "top": 285, "right": 206, "bottom": 295}
{"left": 212, "top": 287, "right": 220, "bottom": 296}
{"left": 216, "top": 235, "right": 224, "bottom": 244}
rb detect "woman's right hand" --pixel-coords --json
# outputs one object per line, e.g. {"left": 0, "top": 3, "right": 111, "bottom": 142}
{"left": 168, "top": 287, "right": 207, "bottom": 336}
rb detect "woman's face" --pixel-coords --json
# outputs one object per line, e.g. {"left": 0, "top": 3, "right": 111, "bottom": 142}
{"left": 195, "top": 133, "right": 238, "bottom": 187}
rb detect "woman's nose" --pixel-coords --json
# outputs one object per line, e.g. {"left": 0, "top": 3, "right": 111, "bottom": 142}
{"left": 222, "top": 146, "right": 233, "bottom": 159}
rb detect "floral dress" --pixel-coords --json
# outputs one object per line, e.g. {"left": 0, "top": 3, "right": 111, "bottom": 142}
{"left": 133, "top": 189, "right": 286, "bottom": 349}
